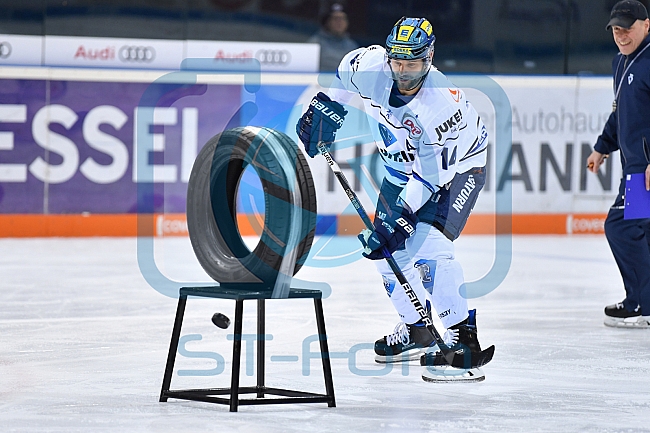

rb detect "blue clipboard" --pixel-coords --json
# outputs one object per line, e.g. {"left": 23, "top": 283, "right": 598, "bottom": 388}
{"left": 624, "top": 173, "right": 650, "bottom": 220}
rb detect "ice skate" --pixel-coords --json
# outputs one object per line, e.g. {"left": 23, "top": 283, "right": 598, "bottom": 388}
{"left": 604, "top": 302, "right": 648, "bottom": 328}
{"left": 421, "top": 364, "right": 485, "bottom": 383}
{"left": 374, "top": 320, "right": 434, "bottom": 363}
{"left": 420, "top": 310, "right": 492, "bottom": 382}
{"left": 374, "top": 317, "right": 467, "bottom": 363}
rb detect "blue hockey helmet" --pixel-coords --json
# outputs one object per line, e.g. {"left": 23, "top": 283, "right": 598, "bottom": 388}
{"left": 385, "top": 17, "right": 436, "bottom": 61}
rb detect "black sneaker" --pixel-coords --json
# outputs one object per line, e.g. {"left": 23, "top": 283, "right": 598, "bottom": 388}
{"left": 604, "top": 302, "right": 646, "bottom": 328}
{"left": 374, "top": 320, "right": 435, "bottom": 363}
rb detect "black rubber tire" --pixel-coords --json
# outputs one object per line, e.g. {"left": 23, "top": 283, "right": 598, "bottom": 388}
{"left": 186, "top": 126, "right": 317, "bottom": 284}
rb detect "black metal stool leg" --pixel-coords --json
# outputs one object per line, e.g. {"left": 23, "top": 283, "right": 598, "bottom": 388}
{"left": 160, "top": 287, "right": 335, "bottom": 411}
{"left": 257, "top": 299, "right": 265, "bottom": 398}
{"left": 230, "top": 299, "right": 244, "bottom": 412}
{"left": 160, "top": 294, "right": 187, "bottom": 402}
{"left": 314, "top": 298, "right": 336, "bottom": 407}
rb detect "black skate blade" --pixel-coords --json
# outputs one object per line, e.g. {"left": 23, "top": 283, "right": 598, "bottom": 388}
{"left": 421, "top": 345, "right": 495, "bottom": 369}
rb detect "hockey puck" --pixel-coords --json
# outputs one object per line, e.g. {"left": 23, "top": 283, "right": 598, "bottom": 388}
{"left": 211, "top": 312, "right": 231, "bottom": 329}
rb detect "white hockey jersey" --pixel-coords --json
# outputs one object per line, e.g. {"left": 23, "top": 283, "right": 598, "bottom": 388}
{"left": 328, "top": 45, "right": 488, "bottom": 212}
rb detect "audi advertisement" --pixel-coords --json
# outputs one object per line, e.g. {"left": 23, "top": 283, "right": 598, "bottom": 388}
{"left": 185, "top": 40, "right": 319, "bottom": 73}
{"left": 43, "top": 36, "right": 184, "bottom": 70}
{"left": 0, "top": 34, "right": 320, "bottom": 72}
{"left": 0, "top": 42, "right": 11, "bottom": 59}
{"left": 0, "top": 34, "right": 42, "bottom": 66}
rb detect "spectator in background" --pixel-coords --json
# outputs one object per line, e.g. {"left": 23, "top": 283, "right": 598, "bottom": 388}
{"left": 308, "top": 3, "right": 359, "bottom": 72}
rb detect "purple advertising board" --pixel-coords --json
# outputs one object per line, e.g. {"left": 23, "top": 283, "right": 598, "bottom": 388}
{"left": 0, "top": 79, "right": 243, "bottom": 214}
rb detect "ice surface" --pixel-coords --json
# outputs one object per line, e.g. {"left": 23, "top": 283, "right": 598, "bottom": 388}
{"left": 0, "top": 235, "right": 649, "bottom": 433}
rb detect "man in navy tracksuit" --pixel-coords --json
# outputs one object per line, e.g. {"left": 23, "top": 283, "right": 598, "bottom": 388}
{"left": 588, "top": 0, "right": 650, "bottom": 328}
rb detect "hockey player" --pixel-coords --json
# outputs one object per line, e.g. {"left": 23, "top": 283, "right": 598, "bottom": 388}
{"left": 587, "top": 0, "right": 650, "bottom": 329}
{"left": 296, "top": 17, "right": 489, "bottom": 381}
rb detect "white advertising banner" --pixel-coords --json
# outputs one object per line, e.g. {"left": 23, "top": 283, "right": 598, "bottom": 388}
{"left": 0, "top": 34, "right": 42, "bottom": 66}
{"left": 185, "top": 40, "right": 320, "bottom": 73}
{"left": 470, "top": 75, "right": 619, "bottom": 214}
{"left": 9, "top": 35, "right": 320, "bottom": 72}
{"left": 44, "top": 36, "right": 184, "bottom": 70}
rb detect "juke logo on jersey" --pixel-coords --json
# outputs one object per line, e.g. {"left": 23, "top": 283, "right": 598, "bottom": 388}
{"left": 452, "top": 174, "right": 476, "bottom": 213}
{"left": 435, "top": 109, "right": 463, "bottom": 142}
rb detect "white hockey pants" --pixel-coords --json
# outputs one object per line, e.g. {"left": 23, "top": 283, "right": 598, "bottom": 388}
{"left": 375, "top": 222, "right": 469, "bottom": 328}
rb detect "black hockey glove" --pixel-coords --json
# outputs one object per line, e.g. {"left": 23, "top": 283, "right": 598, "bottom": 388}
{"left": 358, "top": 199, "right": 418, "bottom": 260}
{"left": 295, "top": 92, "right": 347, "bottom": 158}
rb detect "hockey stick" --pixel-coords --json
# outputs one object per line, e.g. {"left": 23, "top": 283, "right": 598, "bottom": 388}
{"left": 318, "top": 142, "right": 494, "bottom": 369}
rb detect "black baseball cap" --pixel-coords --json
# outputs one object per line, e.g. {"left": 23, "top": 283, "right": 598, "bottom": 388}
{"left": 606, "top": 0, "right": 649, "bottom": 30}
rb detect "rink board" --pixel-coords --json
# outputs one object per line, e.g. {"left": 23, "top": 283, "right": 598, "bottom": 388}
{"left": 0, "top": 67, "right": 617, "bottom": 236}
{"left": 0, "top": 212, "right": 607, "bottom": 237}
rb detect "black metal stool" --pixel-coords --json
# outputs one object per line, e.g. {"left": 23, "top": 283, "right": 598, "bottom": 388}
{"left": 159, "top": 285, "right": 335, "bottom": 412}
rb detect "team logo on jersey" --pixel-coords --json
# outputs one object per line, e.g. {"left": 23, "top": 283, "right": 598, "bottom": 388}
{"left": 448, "top": 88, "right": 460, "bottom": 102}
{"left": 628, "top": 73, "right": 634, "bottom": 85}
{"left": 378, "top": 124, "right": 415, "bottom": 162}
{"left": 378, "top": 124, "right": 397, "bottom": 146}
{"left": 402, "top": 114, "right": 423, "bottom": 139}
{"left": 435, "top": 109, "right": 463, "bottom": 142}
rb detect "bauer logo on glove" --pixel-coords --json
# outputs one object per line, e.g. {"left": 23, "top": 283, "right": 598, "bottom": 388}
{"left": 395, "top": 217, "right": 415, "bottom": 235}
{"left": 310, "top": 98, "right": 345, "bottom": 127}
{"left": 295, "top": 92, "right": 347, "bottom": 158}
{"left": 358, "top": 202, "right": 418, "bottom": 260}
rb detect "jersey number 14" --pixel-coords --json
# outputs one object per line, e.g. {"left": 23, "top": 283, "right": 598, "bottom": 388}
{"left": 441, "top": 146, "right": 457, "bottom": 170}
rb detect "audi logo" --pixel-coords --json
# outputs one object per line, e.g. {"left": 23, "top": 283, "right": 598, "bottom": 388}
{"left": 118, "top": 46, "right": 155, "bottom": 63}
{"left": 0, "top": 42, "right": 12, "bottom": 59}
{"left": 255, "top": 49, "right": 291, "bottom": 65}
